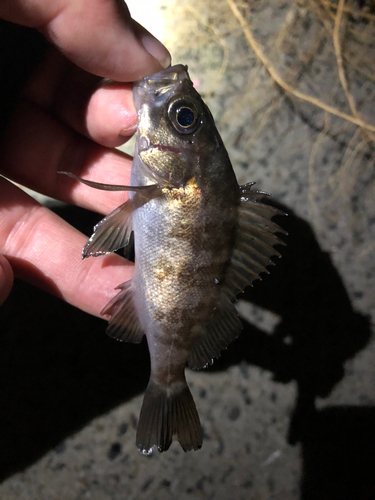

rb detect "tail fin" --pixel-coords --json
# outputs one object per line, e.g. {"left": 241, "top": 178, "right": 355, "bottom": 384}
{"left": 136, "top": 379, "right": 202, "bottom": 455}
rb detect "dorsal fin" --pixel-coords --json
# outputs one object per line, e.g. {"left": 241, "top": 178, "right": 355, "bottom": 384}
{"left": 222, "top": 185, "right": 286, "bottom": 301}
{"left": 188, "top": 185, "right": 286, "bottom": 370}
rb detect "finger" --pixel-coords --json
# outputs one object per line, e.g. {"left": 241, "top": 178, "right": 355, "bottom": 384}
{"left": 22, "top": 48, "right": 137, "bottom": 147}
{"left": 0, "top": 99, "right": 134, "bottom": 215}
{"left": 85, "top": 81, "right": 137, "bottom": 146}
{"left": 0, "top": 177, "right": 134, "bottom": 316}
{"left": 0, "top": 254, "right": 14, "bottom": 306}
{"left": 0, "top": 0, "right": 171, "bottom": 81}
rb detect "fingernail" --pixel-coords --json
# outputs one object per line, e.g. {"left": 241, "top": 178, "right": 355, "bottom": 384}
{"left": 139, "top": 33, "right": 171, "bottom": 69}
{"left": 120, "top": 124, "right": 137, "bottom": 137}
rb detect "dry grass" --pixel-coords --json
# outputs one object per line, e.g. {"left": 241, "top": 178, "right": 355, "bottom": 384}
{"left": 226, "top": 0, "right": 375, "bottom": 134}
{"left": 220, "top": 0, "right": 375, "bottom": 242}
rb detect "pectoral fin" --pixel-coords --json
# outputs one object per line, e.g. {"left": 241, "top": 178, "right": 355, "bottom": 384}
{"left": 58, "top": 171, "right": 159, "bottom": 193}
{"left": 101, "top": 280, "right": 144, "bottom": 343}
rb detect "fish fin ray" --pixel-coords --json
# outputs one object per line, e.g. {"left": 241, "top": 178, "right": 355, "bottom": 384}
{"left": 222, "top": 191, "right": 287, "bottom": 301}
{"left": 59, "top": 171, "right": 159, "bottom": 193}
{"left": 123, "top": 231, "right": 134, "bottom": 261}
{"left": 101, "top": 280, "right": 144, "bottom": 343}
{"left": 82, "top": 200, "right": 134, "bottom": 259}
{"left": 188, "top": 299, "right": 242, "bottom": 370}
{"left": 136, "top": 379, "right": 202, "bottom": 455}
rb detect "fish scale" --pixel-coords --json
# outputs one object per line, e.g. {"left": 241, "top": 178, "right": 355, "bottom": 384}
{"left": 60, "top": 64, "right": 286, "bottom": 455}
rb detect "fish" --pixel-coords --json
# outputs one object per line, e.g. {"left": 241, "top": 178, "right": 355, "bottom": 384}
{"left": 60, "top": 64, "right": 286, "bottom": 455}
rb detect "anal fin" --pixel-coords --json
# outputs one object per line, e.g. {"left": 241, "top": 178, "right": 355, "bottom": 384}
{"left": 101, "top": 280, "right": 144, "bottom": 343}
{"left": 188, "top": 299, "right": 242, "bottom": 370}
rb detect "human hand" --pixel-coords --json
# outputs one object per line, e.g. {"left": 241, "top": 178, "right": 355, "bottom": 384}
{"left": 0, "top": 0, "right": 171, "bottom": 313}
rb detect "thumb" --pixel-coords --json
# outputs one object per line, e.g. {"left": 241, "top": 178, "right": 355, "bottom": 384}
{"left": 0, "top": 0, "right": 171, "bottom": 81}
{"left": 0, "top": 254, "right": 14, "bottom": 305}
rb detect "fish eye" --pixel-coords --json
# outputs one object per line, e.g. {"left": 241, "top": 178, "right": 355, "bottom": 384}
{"left": 168, "top": 98, "right": 200, "bottom": 135}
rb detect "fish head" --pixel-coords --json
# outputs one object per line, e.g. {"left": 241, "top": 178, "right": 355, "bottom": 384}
{"left": 133, "top": 64, "right": 226, "bottom": 187}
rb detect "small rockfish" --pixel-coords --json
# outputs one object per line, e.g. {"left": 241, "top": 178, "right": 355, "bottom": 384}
{"left": 61, "top": 64, "right": 285, "bottom": 455}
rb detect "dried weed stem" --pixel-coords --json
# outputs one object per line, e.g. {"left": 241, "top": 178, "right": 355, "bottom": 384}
{"left": 226, "top": 0, "right": 375, "bottom": 136}
{"left": 320, "top": 0, "right": 375, "bottom": 22}
{"left": 332, "top": 0, "right": 375, "bottom": 141}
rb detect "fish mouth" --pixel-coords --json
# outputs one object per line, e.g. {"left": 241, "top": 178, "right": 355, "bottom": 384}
{"left": 134, "top": 64, "right": 192, "bottom": 91}
{"left": 138, "top": 136, "right": 180, "bottom": 155}
{"left": 145, "top": 64, "right": 189, "bottom": 83}
{"left": 132, "top": 65, "right": 195, "bottom": 113}
{"left": 151, "top": 144, "right": 181, "bottom": 154}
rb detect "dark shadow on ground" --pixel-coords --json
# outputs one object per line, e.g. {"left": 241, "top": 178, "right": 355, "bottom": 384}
{"left": 0, "top": 203, "right": 373, "bottom": 497}
{"left": 208, "top": 201, "right": 373, "bottom": 499}
{"left": 0, "top": 272, "right": 150, "bottom": 479}
{"left": 299, "top": 406, "right": 375, "bottom": 500}
{"left": 0, "top": 207, "right": 150, "bottom": 480}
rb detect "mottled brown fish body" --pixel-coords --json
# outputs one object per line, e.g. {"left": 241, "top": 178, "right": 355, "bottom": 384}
{"left": 132, "top": 177, "right": 238, "bottom": 380}
{"left": 71, "top": 64, "right": 286, "bottom": 455}
{"left": 130, "top": 142, "right": 239, "bottom": 452}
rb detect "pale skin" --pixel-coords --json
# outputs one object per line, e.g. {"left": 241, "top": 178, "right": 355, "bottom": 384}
{"left": 0, "top": 0, "right": 171, "bottom": 311}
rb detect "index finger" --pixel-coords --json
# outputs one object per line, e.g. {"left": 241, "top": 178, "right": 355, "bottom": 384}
{"left": 0, "top": 176, "right": 134, "bottom": 316}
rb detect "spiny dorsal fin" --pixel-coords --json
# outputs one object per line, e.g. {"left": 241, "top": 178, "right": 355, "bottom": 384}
{"left": 83, "top": 200, "right": 134, "bottom": 259}
{"left": 188, "top": 299, "right": 242, "bottom": 370}
{"left": 101, "top": 280, "right": 144, "bottom": 343}
{"left": 222, "top": 184, "right": 286, "bottom": 301}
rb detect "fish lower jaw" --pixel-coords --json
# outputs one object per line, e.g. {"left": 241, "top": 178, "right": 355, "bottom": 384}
{"left": 138, "top": 141, "right": 181, "bottom": 155}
